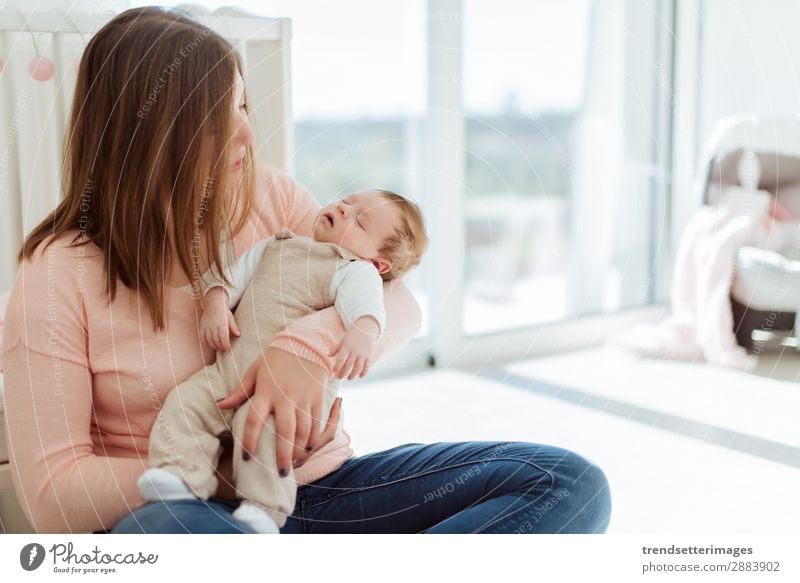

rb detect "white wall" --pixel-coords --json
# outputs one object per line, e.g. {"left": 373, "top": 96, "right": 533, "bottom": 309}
{"left": 3, "top": 0, "right": 127, "bottom": 10}
{"left": 698, "top": 0, "right": 800, "bottom": 147}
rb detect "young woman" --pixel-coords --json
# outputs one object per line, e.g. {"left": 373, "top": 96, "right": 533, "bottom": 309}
{"left": 0, "top": 7, "right": 611, "bottom": 534}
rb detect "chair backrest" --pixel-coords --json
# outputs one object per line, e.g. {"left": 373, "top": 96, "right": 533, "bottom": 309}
{"left": 0, "top": 7, "right": 293, "bottom": 291}
{"left": 698, "top": 114, "right": 800, "bottom": 206}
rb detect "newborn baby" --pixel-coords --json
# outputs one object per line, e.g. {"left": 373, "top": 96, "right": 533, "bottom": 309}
{"left": 137, "top": 189, "right": 427, "bottom": 533}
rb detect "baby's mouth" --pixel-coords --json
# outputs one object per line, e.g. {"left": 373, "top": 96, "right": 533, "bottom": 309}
{"left": 324, "top": 212, "right": 334, "bottom": 226}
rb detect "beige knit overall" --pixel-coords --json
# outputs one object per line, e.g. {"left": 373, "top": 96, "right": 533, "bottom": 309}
{"left": 148, "top": 228, "right": 359, "bottom": 527}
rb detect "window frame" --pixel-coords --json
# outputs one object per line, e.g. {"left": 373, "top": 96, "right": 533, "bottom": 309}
{"left": 365, "top": 0, "right": 679, "bottom": 379}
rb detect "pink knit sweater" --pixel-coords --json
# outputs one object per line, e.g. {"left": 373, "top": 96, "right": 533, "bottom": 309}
{"left": 0, "top": 162, "right": 421, "bottom": 533}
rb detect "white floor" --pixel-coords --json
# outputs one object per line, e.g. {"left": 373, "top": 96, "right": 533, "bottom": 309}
{"left": 339, "top": 347, "right": 800, "bottom": 533}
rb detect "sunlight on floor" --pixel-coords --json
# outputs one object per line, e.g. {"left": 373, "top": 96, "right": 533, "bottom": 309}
{"left": 341, "top": 347, "right": 800, "bottom": 533}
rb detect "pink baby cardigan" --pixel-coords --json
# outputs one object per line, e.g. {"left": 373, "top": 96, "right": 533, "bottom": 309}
{"left": 0, "top": 162, "right": 421, "bottom": 533}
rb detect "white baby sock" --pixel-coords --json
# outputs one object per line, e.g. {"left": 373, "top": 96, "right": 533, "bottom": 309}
{"left": 232, "top": 501, "right": 280, "bottom": 534}
{"left": 137, "top": 468, "right": 196, "bottom": 502}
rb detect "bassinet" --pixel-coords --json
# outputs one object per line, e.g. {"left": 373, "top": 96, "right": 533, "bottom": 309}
{"left": 698, "top": 114, "right": 800, "bottom": 351}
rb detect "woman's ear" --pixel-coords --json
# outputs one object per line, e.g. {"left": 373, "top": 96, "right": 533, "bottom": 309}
{"left": 372, "top": 258, "right": 392, "bottom": 274}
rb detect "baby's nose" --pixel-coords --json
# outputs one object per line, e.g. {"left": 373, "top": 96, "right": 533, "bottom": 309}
{"left": 336, "top": 202, "right": 348, "bottom": 217}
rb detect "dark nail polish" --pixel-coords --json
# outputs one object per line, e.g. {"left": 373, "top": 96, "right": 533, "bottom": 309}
{"left": 279, "top": 467, "right": 289, "bottom": 478}
{"left": 242, "top": 451, "right": 251, "bottom": 461}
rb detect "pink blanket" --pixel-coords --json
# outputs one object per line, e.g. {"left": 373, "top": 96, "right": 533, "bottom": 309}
{"left": 607, "top": 200, "right": 769, "bottom": 372}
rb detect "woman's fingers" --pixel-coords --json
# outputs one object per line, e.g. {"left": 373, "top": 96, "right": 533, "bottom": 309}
{"left": 242, "top": 393, "right": 271, "bottom": 458}
{"left": 290, "top": 398, "right": 341, "bottom": 470}
{"left": 323, "top": 397, "right": 343, "bottom": 437}
{"left": 236, "top": 348, "right": 330, "bottom": 476}
{"left": 306, "top": 399, "right": 323, "bottom": 452}
{"left": 273, "top": 403, "right": 296, "bottom": 477}
{"left": 216, "top": 363, "right": 256, "bottom": 409}
{"left": 293, "top": 403, "right": 312, "bottom": 455}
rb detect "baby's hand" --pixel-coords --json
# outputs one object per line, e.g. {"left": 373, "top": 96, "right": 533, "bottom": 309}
{"left": 332, "top": 317, "right": 380, "bottom": 380}
{"left": 200, "top": 286, "right": 241, "bottom": 351}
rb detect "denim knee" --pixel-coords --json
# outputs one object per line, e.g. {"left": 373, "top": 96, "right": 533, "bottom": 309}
{"left": 111, "top": 500, "right": 255, "bottom": 534}
{"left": 551, "top": 449, "right": 612, "bottom": 533}
{"left": 499, "top": 443, "right": 612, "bottom": 533}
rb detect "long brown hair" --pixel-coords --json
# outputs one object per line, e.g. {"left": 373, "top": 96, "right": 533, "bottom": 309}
{"left": 18, "top": 6, "right": 255, "bottom": 330}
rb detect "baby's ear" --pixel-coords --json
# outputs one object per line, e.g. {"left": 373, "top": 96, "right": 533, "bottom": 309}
{"left": 372, "top": 258, "right": 392, "bottom": 274}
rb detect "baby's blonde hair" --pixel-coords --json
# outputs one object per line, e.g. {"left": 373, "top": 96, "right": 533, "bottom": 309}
{"left": 372, "top": 189, "right": 428, "bottom": 282}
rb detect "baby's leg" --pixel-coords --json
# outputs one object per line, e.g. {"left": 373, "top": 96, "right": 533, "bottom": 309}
{"left": 230, "top": 401, "right": 295, "bottom": 530}
{"left": 143, "top": 364, "right": 235, "bottom": 500}
{"left": 231, "top": 383, "right": 338, "bottom": 531}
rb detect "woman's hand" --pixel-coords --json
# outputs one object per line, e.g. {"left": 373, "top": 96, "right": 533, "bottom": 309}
{"left": 291, "top": 396, "right": 342, "bottom": 469}
{"left": 213, "top": 396, "right": 341, "bottom": 499}
{"left": 215, "top": 347, "right": 330, "bottom": 476}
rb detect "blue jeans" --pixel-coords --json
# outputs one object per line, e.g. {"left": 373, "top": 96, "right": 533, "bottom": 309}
{"left": 111, "top": 441, "right": 611, "bottom": 534}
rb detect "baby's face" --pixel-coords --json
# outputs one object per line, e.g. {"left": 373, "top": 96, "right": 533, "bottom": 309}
{"left": 313, "top": 191, "right": 402, "bottom": 275}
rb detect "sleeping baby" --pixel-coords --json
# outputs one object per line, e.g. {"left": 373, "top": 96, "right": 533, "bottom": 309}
{"left": 137, "top": 188, "right": 427, "bottom": 533}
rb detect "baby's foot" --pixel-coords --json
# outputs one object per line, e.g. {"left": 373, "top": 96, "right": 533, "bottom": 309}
{"left": 137, "top": 468, "right": 196, "bottom": 502}
{"left": 232, "top": 501, "right": 280, "bottom": 534}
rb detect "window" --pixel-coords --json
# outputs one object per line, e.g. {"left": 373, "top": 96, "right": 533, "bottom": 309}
{"left": 129, "top": 0, "right": 674, "bottom": 370}
{"left": 461, "top": 0, "right": 669, "bottom": 334}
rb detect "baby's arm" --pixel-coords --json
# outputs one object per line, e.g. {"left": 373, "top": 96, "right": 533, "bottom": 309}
{"left": 202, "top": 236, "right": 273, "bottom": 309}
{"left": 198, "top": 236, "right": 273, "bottom": 350}
{"left": 330, "top": 260, "right": 386, "bottom": 380}
{"left": 199, "top": 286, "right": 240, "bottom": 351}
{"left": 333, "top": 316, "right": 381, "bottom": 380}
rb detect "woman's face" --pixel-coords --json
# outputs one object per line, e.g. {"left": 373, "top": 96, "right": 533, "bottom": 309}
{"left": 230, "top": 72, "right": 254, "bottom": 172}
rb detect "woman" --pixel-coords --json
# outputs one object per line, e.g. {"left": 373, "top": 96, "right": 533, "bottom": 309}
{"left": 0, "top": 7, "right": 611, "bottom": 534}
